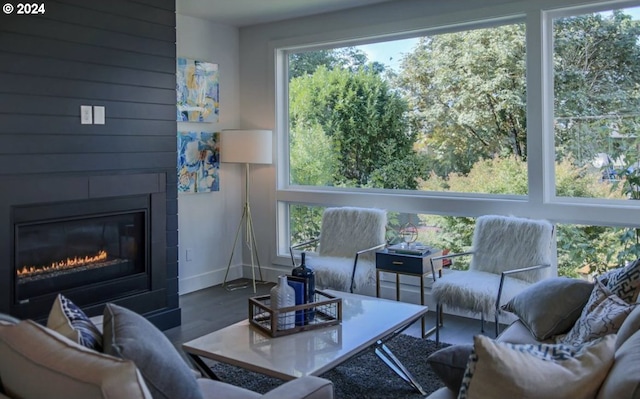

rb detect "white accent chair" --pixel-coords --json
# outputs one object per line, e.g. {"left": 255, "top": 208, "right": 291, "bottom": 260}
{"left": 289, "top": 207, "right": 387, "bottom": 294}
{"left": 430, "top": 215, "right": 555, "bottom": 344}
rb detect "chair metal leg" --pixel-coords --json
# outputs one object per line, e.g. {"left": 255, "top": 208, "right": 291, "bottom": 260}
{"left": 494, "top": 312, "right": 500, "bottom": 338}
{"left": 435, "top": 303, "right": 442, "bottom": 346}
{"left": 480, "top": 313, "right": 485, "bottom": 333}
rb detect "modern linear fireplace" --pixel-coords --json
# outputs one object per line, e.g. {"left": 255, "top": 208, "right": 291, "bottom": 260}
{"left": 1, "top": 173, "right": 178, "bottom": 327}
{"left": 14, "top": 197, "right": 148, "bottom": 309}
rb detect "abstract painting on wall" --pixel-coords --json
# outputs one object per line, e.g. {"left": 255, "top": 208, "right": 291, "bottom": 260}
{"left": 177, "top": 131, "right": 220, "bottom": 193}
{"left": 176, "top": 58, "right": 219, "bottom": 122}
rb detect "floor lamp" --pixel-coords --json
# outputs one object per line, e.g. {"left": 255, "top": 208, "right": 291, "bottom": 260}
{"left": 220, "top": 129, "right": 272, "bottom": 292}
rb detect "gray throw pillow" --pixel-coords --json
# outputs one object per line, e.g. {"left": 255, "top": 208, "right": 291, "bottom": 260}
{"left": 103, "top": 304, "right": 203, "bottom": 399}
{"left": 426, "top": 344, "right": 473, "bottom": 393}
{"left": 501, "top": 277, "right": 594, "bottom": 341}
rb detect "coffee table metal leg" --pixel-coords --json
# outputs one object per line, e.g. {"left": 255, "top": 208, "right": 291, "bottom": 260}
{"left": 188, "top": 353, "right": 221, "bottom": 380}
{"left": 374, "top": 340, "right": 426, "bottom": 395}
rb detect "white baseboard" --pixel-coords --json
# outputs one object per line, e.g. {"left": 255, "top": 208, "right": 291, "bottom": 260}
{"left": 179, "top": 266, "right": 243, "bottom": 295}
{"left": 179, "top": 264, "right": 284, "bottom": 295}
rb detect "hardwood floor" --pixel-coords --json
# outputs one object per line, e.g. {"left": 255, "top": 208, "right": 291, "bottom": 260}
{"left": 164, "top": 279, "right": 275, "bottom": 345}
{"left": 164, "top": 278, "right": 500, "bottom": 347}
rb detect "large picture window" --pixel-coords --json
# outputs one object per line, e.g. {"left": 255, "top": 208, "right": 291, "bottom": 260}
{"left": 553, "top": 6, "right": 640, "bottom": 200}
{"left": 287, "top": 203, "right": 640, "bottom": 278}
{"left": 287, "top": 22, "right": 528, "bottom": 195}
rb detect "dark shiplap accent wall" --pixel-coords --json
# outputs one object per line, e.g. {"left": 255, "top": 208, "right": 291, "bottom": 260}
{"left": 0, "top": 0, "right": 179, "bottom": 328}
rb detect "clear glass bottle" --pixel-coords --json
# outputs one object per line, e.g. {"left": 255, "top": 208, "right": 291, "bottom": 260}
{"left": 270, "top": 275, "right": 295, "bottom": 330}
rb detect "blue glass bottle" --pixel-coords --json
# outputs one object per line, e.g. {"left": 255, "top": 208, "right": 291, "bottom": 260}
{"left": 292, "top": 252, "right": 315, "bottom": 323}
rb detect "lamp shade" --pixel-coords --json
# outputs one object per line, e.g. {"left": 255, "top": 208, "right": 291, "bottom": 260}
{"left": 220, "top": 129, "right": 273, "bottom": 164}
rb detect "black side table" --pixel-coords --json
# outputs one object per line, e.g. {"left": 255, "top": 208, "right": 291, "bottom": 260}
{"left": 375, "top": 248, "right": 443, "bottom": 338}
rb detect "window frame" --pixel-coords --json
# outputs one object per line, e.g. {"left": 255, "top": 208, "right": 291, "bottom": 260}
{"left": 272, "top": 2, "right": 640, "bottom": 263}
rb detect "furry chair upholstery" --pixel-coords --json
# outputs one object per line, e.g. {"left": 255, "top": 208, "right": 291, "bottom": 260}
{"left": 431, "top": 215, "right": 555, "bottom": 342}
{"left": 291, "top": 207, "right": 387, "bottom": 293}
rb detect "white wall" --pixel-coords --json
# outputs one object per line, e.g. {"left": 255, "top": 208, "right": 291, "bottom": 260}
{"left": 176, "top": 14, "right": 245, "bottom": 294}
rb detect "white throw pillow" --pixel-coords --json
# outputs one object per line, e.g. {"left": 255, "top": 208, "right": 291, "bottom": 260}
{"left": 598, "top": 258, "right": 640, "bottom": 303}
{"left": 558, "top": 280, "right": 637, "bottom": 345}
{"left": 0, "top": 320, "right": 151, "bottom": 399}
{"left": 458, "top": 334, "right": 616, "bottom": 399}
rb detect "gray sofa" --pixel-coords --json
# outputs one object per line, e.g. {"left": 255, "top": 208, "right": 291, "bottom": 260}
{"left": 426, "top": 277, "right": 640, "bottom": 399}
{"left": 0, "top": 306, "right": 334, "bottom": 399}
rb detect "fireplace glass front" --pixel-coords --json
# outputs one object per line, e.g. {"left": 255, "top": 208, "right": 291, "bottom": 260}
{"left": 15, "top": 211, "right": 146, "bottom": 303}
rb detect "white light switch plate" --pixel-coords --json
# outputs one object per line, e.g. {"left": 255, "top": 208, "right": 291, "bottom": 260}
{"left": 81, "top": 105, "right": 92, "bottom": 124}
{"left": 93, "top": 106, "right": 105, "bottom": 125}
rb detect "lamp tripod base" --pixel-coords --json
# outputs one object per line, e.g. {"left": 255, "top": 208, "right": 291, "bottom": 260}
{"left": 222, "top": 163, "right": 267, "bottom": 293}
{"left": 224, "top": 279, "right": 269, "bottom": 292}
{"left": 224, "top": 281, "right": 250, "bottom": 291}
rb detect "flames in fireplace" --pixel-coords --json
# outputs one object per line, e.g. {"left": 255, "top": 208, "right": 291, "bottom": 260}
{"left": 16, "top": 250, "right": 117, "bottom": 281}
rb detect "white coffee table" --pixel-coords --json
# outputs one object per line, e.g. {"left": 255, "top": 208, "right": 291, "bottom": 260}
{"left": 182, "top": 289, "right": 429, "bottom": 394}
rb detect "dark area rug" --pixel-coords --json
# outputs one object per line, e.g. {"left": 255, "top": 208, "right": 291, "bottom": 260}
{"left": 210, "top": 334, "right": 449, "bottom": 399}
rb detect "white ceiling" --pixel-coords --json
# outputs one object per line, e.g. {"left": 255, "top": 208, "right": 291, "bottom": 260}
{"left": 177, "top": 0, "right": 395, "bottom": 27}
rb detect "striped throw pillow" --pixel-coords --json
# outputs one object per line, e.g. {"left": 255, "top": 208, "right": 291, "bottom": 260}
{"left": 47, "top": 293, "right": 103, "bottom": 351}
